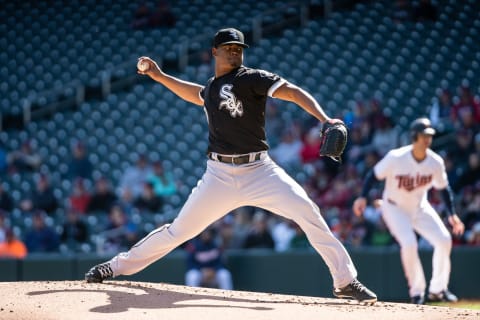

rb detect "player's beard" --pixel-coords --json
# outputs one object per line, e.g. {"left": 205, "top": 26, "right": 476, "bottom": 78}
{"left": 228, "top": 56, "right": 242, "bottom": 68}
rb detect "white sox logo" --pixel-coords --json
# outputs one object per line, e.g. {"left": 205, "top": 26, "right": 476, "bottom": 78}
{"left": 219, "top": 84, "right": 243, "bottom": 117}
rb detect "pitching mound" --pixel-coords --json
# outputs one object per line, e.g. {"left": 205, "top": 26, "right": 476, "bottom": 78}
{"left": 0, "top": 281, "right": 477, "bottom": 320}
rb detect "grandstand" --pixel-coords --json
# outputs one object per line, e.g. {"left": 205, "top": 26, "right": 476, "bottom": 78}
{"left": 0, "top": 0, "right": 479, "bottom": 254}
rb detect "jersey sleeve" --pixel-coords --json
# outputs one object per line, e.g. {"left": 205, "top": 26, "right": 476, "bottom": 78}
{"left": 373, "top": 151, "right": 393, "bottom": 180}
{"left": 249, "top": 69, "right": 285, "bottom": 97}
{"left": 432, "top": 157, "right": 449, "bottom": 189}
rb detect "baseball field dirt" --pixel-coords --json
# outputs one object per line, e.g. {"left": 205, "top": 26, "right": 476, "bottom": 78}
{"left": 0, "top": 281, "right": 478, "bottom": 320}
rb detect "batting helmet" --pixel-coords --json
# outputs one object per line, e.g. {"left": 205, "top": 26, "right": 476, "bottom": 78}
{"left": 410, "top": 117, "right": 436, "bottom": 141}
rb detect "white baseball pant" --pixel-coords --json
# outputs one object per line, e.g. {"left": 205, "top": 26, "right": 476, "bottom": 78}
{"left": 381, "top": 200, "right": 452, "bottom": 297}
{"left": 185, "top": 268, "right": 233, "bottom": 290}
{"left": 108, "top": 154, "right": 357, "bottom": 288}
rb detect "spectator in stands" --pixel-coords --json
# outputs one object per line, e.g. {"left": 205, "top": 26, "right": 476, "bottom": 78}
{"left": 429, "top": 88, "right": 454, "bottom": 132}
{"left": 370, "top": 116, "right": 400, "bottom": 157}
{"left": 148, "top": 161, "right": 177, "bottom": 198}
{"left": 458, "top": 184, "right": 480, "bottom": 236}
{"left": 265, "top": 98, "right": 285, "bottom": 148}
{"left": 369, "top": 217, "right": 394, "bottom": 247}
{"left": 60, "top": 209, "right": 89, "bottom": 251}
{"left": 367, "top": 99, "right": 386, "bottom": 132}
{"left": 0, "top": 210, "right": 8, "bottom": 243}
{"left": 148, "top": 0, "right": 176, "bottom": 28}
{"left": 453, "top": 153, "right": 480, "bottom": 193}
{"left": 446, "top": 129, "right": 474, "bottom": 172}
{"left": 0, "top": 180, "right": 14, "bottom": 213}
{"left": 7, "top": 139, "right": 42, "bottom": 174}
{"left": 221, "top": 207, "right": 252, "bottom": 249}
{"left": 330, "top": 211, "right": 353, "bottom": 245}
{"left": 86, "top": 176, "right": 118, "bottom": 215}
{"left": 133, "top": 181, "right": 164, "bottom": 214}
{"left": 269, "top": 126, "right": 303, "bottom": 171}
{"left": 24, "top": 210, "right": 60, "bottom": 253}
{"left": 270, "top": 216, "right": 296, "bottom": 252}
{"left": 288, "top": 222, "right": 311, "bottom": 250}
{"left": 317, "top": 178, "right": 352, "bottom": 209}
{"left": 101, "top": 204, "right": 139, "bottom": 254}
{"left": 451, "top": 85, "right": 480, "bottom": 129}
{"left": 413, "top": 0, "right": 437, "bottom": 22}
{"left": 242, "top": 211, "right": 275, "bottom": 250}
{"left": 0, "top": 228, "right": 28, "bottom": 259}
{"left": 184, "top": 227, "right": 233, "bottom": 290}
{"left": 196, "top": 50, "right": 214, "bottom": 82}
{"left": 300, "top": 126, "right": 322, "bottom": 164}
{"left": 67, "top": 141, "right": 93, "bottom": 180}
{"left": 392, "top": 0, "right": 412, "bottom": 23}
{"left": 67, "top": 178, "right": 91, "bottom": 215}
{"left": 465, "top": 222, "right": 480, "bottom": 246}
{"left": 349, "top": 215, "right": 372, "bottom": 247}
{"left": 19, "top": 173, "right": 59, "bottom": 215}
{"left": 118, "top": 153, "right": 153, "bottom": 199}
{"left": 0, "top": 141, "right": 7, "bottom": 174}
{"left": 344, "top": 125, "right": 371, "bottom": 165}
{"left": 131, "top": 1, "right": 151, "bottom": 29}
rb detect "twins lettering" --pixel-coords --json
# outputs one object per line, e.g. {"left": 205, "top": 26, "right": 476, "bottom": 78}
{"left": 395, "top": 173, "right": 432, "bottom": 192}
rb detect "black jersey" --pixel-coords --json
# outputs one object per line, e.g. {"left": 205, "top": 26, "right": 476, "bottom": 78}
{"left": 200, "top": 66, "right": 285, "bottom": 155}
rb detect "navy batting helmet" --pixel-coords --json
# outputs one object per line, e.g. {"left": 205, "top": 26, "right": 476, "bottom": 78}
{"left": 410, "top": 117, "right": 436, "bottom": 141}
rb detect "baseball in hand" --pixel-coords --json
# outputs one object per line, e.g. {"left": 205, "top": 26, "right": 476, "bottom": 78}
{"left": 137, "top": 60, "right": 149, "bottom": 72}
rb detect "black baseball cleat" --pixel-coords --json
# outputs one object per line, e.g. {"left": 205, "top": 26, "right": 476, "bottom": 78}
{"left": 410, "top": 295, "right": 425, "bottom": 305}
{"left": 428, "top": 290, "right": 458, "bottom": 302}
{"left": 85, "top": 262, "right": 114, "bottom": 283}
{"left": 333, "top": 278, "right": 377, "bottom": 304}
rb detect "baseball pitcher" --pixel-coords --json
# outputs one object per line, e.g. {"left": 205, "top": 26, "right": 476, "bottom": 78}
{"left": 85, "top": 28, "right": 376, "bottom": 304}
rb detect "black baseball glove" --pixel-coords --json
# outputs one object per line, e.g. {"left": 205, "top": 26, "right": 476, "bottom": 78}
{"left": 319, "top": 119, "right": 348, "bottom": 162}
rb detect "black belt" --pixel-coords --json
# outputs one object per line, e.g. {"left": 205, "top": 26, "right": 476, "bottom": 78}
{"left": 208, "top": 152, "right": 263, "bottom": 165}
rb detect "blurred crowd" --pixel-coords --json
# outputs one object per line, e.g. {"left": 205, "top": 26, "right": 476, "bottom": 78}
{"left": 0, "top": 76, "right": 479, "bottom": 260}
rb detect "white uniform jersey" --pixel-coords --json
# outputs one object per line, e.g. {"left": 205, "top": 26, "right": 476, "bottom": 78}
{"left": 374, "top": 145, "right": 448, "bottom": 212}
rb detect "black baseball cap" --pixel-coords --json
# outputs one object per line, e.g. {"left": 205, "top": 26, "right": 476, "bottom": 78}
{"left": 410, "top": 117, "right": 436, "bottom": 136}
{"left": 212, "top": 28, "right": 249, "bottom": 48}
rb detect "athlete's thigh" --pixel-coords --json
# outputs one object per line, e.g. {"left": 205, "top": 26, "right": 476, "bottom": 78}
{"left": 244, "top": 158, "right": 320, "bottom": 221}
{"left": 381, "top": 202, "right": 417, "bottom": 246}
{"left": 412, "top": 204, "right": 450, "bottom": 245}
{"left": 168, "top": 161, "right": 240, "bottom": 240}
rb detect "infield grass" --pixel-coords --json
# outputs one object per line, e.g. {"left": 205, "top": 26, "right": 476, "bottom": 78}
{"left": 427, "top": 300, "right": 480, "bottom": 310}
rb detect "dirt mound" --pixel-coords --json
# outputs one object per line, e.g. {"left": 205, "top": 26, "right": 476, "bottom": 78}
{"left": 0, "top": 281, "right": 477, "bottom": 320}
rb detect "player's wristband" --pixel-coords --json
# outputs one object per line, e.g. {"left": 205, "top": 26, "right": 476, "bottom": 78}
{"left": 360, "top": 170, "right": 377, "bottom": 198}
{"left": 439, "top": 186, "right": 455, "bottom": 217}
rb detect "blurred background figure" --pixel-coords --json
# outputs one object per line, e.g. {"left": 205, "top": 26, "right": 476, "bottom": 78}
{"left": 67, "top": 141, "right": 93, "bottom": 180}
{"left": 133, "top": 181, "right": 164, "bottom": 214}
{"left": 0, "top": 180, "right": 14, "bottom": 213}
{"left": 67, "top": 178, "right": 91, "bottom": 215}
{"left": 60, "top": 209, "right": 89, "bottom": 252}
{"left": 118, "top": 153, "right": 152, "bottom": 199}
{"left": 0, "top": 228, "right": 28, "bottom": 259}
{"left": 86, "top": 176, "right": 118, "bottom": 215}
{"left": 20, "top": 173, "right": 59, "bottom": 216}
{"left": 7, "top": 139, "right": 42, "bottom": 174}
{"left": 242, "top": 211, "right": 275, "bottom": 250}
{"left": 100, "top": 204, "right": 139, "bottom": 254}
{"left": 148, "top": 0, "right": 176, "bottom": 28}
{"left": 24, "top": 211, "right": 60, "bottom": 253}
{"left": 184, "top": 227, "right": 233, "bottom": 290}
{"left": 148, "top": 160, "right": 177, "bottom": 198}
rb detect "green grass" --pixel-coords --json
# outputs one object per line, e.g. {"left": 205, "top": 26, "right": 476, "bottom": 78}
{"left": 427, "top": 300, "right": 480, "bottom": 310}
